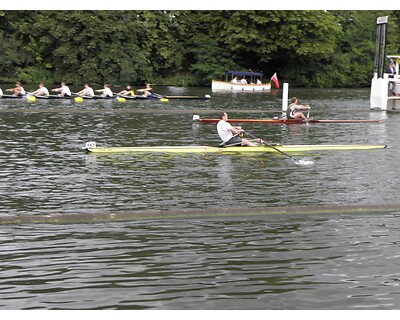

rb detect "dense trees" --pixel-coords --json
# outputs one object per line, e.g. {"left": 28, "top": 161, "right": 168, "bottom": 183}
{"left": 0, "top": 10, "right": 399, "bottom": 87}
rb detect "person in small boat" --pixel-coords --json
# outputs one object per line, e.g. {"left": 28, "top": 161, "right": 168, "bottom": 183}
{"left": 231, "top": 77, "right": 239, "bottom": 84}
{"left": 77, "top": 84, "right": 95, "bottom": 97}
{"left": 217, "top": 112, "right": 258, "bottom": 147}
{"left": 287, "top": 97, "right": 310, "bottom": 121}
{"left": 117, "top": 85, "right": 135, "bottom": 96}
{"left": 6, "top": 82, "right": 26, "bottom": 96}
{"left": 240, "top": 78, "right": 248, "bottom": 84}
{"left": 137, "top": 83, "right": 156, "bottom": 97}
{"left": 96, "top": 83, "right": 113, "bottom": 97}
{"left": 51, "top": 82, "right": 71, "bottom": 97}
{"left": 32, "top": 83, "right": 49, "bottom": 96}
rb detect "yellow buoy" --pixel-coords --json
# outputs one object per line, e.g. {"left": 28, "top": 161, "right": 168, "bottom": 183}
{"left": 160, "top": 98, "right": 169, "bottom": 103}
{"left": 117, "top": 97, "right": 126, "bottom": 103}
{"left": 74, "top": 97, "right": 84, "bottom": 103}
{"left": 27, "top": 95, "right": 36, "bottom": 103}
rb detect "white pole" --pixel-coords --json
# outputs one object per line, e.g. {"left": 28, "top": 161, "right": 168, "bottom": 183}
{"left": 282, "top": 83, "right": 289, "bottom": 117}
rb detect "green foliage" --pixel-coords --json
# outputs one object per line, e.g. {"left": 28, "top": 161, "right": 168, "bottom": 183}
{"left": 0, "top": 10, "right": 400, "bottom": 87}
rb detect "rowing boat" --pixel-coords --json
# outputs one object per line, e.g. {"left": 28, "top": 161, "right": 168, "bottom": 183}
{"left": 83, "top": 142, "right": 387, "bottom": 154}
{"left": 193, "top": 116, "right": 383, "bottom": 124}
{"left": 0, "top": 94, "right": 24, "bottom": 99}
{"left": 35, "top": 95, "right": 74, "bottom": 99}
{"left": 0, "top": 94, "right": 211, "bottom": 101}
{"left": 120, "top": 94, "right": 211, "bottom": 100}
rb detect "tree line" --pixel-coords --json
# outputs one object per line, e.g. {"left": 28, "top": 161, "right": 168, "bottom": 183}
{"left": 0, "top": 10, "right": 399, "bottom": 88}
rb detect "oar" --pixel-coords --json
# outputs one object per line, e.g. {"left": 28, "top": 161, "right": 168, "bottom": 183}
{"left": 244, "top": 131, "right": 314, "bottom": 166}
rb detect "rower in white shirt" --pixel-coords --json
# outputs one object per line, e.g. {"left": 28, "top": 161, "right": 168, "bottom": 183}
{"left": 52, "top": 82, "right": 71, "bottom": 97}
{"left": 32, "top": 83, "right": 49, "bottom": 96}
{"left": 77, "top": 84, "right": 95, "bottom": 97}
{"left": 96, "top": 83, "right": 113, "bottom": 97}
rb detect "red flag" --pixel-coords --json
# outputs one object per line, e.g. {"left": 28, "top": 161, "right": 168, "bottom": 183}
{"left": 270, "top": 72, "right": 280, "bottom": 89}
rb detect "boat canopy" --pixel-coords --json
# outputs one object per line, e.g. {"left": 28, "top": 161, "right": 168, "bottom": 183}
{"left": 225, "top": 71, "right": 263, "bottom": 83}
{"left": 226, "top": 71, "right": 263, "bottom": 77}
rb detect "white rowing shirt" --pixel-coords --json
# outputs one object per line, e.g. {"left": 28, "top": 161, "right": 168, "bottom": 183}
{"left": 39, "top": 87, "right": 49, "bottom": 96}
{"left": 62, "top": 85, "right": 71, "bottom": 96}
{"left": 103, "top": 87, "right": 113, "bottom": 97}
{"left": 83, "top": 87, "right": 94, "bottom": 97}
{"left": 217, "top": 120, "right": 233, "bottom": 142}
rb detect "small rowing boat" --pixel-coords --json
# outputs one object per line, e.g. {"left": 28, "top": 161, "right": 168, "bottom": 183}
{"left": 193, "top": 115, "right": 383, "bottom": 124}
{"left": 83, "top": 142, "right": 387, "bottom": 154}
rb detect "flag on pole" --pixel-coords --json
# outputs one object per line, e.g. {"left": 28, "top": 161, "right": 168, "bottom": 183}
{"left": 270, "top": 72, "right": 280, "bottom": 89}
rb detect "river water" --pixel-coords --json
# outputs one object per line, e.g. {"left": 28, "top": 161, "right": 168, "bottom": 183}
{"left": 1, "top": 86, "right": 400, "bottom": 310}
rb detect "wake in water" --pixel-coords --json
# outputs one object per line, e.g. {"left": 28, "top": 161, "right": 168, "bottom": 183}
{"left": 295, "top": 158, "right": 315, "bottom": 166}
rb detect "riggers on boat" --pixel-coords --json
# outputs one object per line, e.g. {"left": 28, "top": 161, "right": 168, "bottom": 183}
{"left": 83, "top": 141, "right": 387, "bottom": 154}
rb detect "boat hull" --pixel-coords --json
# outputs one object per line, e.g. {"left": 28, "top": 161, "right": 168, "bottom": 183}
{"left": 120, "top": 95, "right": 211, "bottom": 100}
{"left": 84, "top": 144, "right": 387, "bottom": 154}
{"left": 35, "top": 95, "right": 74, "bottom": 99}
{"left": 1, "top": 94, "right": 211, "bottom": 101}
{"left": 196, "top": 118, "right": 382, "bottom": 124}
{"left": 211, "top": 80, "right": 271, "bottom": 91}
{"left": 0, "top": 94, "right": 24, "bottom": 99}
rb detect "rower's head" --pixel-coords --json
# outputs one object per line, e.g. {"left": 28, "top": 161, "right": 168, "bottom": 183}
{"left": 219, "top": 112, "right": 228, "bottom": 120}
{"left": 291, "top": 97, "right": 298, "bottom": 104}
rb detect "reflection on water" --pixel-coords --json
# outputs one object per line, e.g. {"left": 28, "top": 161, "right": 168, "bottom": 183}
{"left": 1, "top": 87, "right": 400, "bottom": 309}
{"left": 216, "top": 155, "right": 234, "bottom": 194}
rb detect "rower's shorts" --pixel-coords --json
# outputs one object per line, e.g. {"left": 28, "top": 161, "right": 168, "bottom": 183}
{"left": 223, "top": 136, "right": 242, "bottom": 146}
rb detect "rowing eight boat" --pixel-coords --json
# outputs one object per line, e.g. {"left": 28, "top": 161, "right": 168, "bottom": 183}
{"left": 193, "top": 116, "right": 382, "bottom": 124}
{"left": 83, "top": 142, "right": 387, "bottom": 154}
{"left": 0, "top": 94, "right": 211, "bottom": 100}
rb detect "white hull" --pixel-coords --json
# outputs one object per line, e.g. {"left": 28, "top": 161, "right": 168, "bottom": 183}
{"left": 212, "top": 80, "right": 271, "bottom": 91}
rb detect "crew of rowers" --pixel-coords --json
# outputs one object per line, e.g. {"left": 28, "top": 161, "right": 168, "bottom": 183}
{"left": 2, "top": 82, "right": 156, "bottom": 98}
